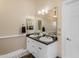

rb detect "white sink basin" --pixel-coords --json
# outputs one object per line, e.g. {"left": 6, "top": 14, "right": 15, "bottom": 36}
{"left": 39, "top": 37, "right": 53, "bottom": 42}
{"left": 29, "top": 35, "right": 38, "bottom": 37}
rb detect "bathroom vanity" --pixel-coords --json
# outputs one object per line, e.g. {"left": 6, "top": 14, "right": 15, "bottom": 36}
{"left": 26, "top": 33, "right": 57, "bottom": 58}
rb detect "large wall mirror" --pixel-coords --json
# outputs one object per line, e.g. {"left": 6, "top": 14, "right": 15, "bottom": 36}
{"left": 26, "top": 18, "right": 34, "bottom": 30}
{"left": 37, "top": 7, "right": 58, "bottom": 34}
{"left": 26, "top": 17, "right": 43, "bottom": 33}
{"left": 38, "top": 20, "right": 42, "bottom": 30}
{"left": 26, "top": 7, "right": 58, "bottom": 34}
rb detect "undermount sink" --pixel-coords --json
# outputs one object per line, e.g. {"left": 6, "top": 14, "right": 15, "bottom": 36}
{"left": 29, "top": 35, "right": 39, "bottom": 37}
{"left": 39, "top": 37, "right": 53, "bottom": 42}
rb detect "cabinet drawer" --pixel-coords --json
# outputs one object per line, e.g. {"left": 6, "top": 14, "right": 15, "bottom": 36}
{"left": 27, "top": 37, "right": 48, "bottom": 58}
{"left": 32, "top": 41, "right": 47, "bottom": 57}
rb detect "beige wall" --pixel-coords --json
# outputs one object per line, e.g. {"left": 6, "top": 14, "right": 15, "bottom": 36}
{"left": 0, "top": 0, "right": 36, "bottom": 55}
{"left": 0, "top": 35, "right": 26, "bottom": 55}
{"left": 0, "top": 0, "right": 36, "bottom": 36}
{"left": 0, "top": 0, "right": 62, "bottom": 56}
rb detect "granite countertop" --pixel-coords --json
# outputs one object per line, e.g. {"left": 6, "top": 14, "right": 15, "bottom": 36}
{"left": 28, "top": 36, "right": 57, "bottom": 45}
{"left": 26, "top": 33, "right": 57, "bottom": 45}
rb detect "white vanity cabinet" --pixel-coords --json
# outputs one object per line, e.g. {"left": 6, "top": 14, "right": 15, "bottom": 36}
{"left": 27, "top": 37, "right": 57, "bottom": 58}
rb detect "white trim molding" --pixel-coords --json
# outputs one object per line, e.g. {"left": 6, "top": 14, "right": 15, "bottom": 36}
{"left": 0, "top": 34, "right": 26, "bottom": 39}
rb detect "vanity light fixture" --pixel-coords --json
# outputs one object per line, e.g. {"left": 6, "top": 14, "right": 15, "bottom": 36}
{"left": 53, "top": 10, "right": 57, "bottom": 18}
{"left": 42, "top": 9, "right": 45, "bottom": 13}
{"left": 53, "top": 15, "right": 57, "bottom": 18}
{"left": 38, "top": 11, "right": 41, "bottom": 14}
{"left": 37, "top": 9, "right": 48, "bottom": 15}
{"left": 53, "top": 7, "right": 57, "bottom": 18}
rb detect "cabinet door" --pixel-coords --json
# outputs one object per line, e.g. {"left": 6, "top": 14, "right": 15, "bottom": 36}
{"left": 27, "top": 38, "right": 42, "bottom": 57}
{"left": 35, "top": 42, "right": 47, "bottom": 58}
{"left": 48, "top": 42, "right": 57, "bottom": 58}
{"left": 62, "top": 0, "right": 79, "bottom": 58}
{"left": 27, "top": 37, "right": 33, "bottom": 52}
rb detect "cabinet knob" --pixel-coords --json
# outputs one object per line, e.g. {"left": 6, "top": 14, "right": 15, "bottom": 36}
{"left": 32, "top": 45, "right": 34, "bottom": 47}
{"left": 38, "top": 47, "right": 42, "bottom": 50}
{"left": 67, "top": 37, "right": 71, "bottom": 41}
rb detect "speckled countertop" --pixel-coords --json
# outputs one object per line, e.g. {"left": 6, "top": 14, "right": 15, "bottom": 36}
{"left": 26, "top": 33, "right": 57, "bottom": 45}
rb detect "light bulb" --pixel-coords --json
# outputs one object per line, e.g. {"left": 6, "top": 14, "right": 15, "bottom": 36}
{"left": 53, "top": 15, "right": 57, "bottom": 18}
{"left": 42, "top": 9, "right": 45, "bottom": 13}
{"left": 38, "top": 11, "right": 41, "bottom": 14}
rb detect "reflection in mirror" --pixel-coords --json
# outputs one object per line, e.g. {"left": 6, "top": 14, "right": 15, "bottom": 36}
{"left": 26, "top": 17, "right": 43, "bottom": 34}
{"left": 26, "top": 18, "right": 33, "bottom": 30}
{"left": 26, "top": 17, "right": 35, "bottom": 34}
{"left": 38, "top": 20, "right": 42, "bottom": 30}
{"left": 37, "top": 7, "right": 57, "bottom": 35}
{"left": 26, "top": 7, "right": 58, "bottom": 35}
